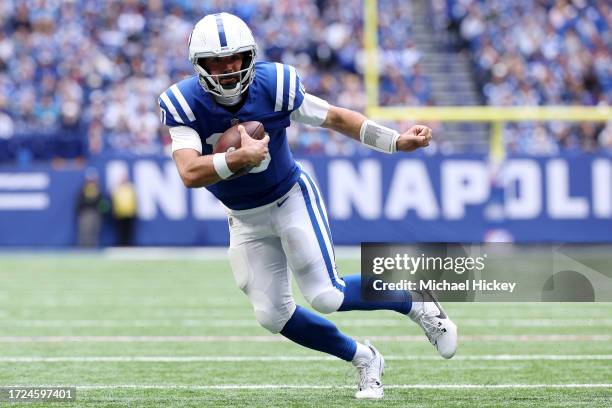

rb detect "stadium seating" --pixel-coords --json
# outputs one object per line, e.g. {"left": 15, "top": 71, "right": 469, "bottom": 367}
{"left": 0, "top": 0, "right": 609, "bottom": 161}
{"left": 441, "top": 0, "right": 611, "bottom": 154}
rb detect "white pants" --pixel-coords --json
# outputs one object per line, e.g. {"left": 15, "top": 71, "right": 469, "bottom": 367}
{"left": 227, "top": 171, "right": 345, "bottom": 333}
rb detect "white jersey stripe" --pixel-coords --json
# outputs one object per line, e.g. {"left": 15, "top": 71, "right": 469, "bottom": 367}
{"left": 159, "top": 92, "right": 184, "bottom": 124}
{"left": 170, "top": 85, "right": 195, "bottom": 122}
{"left": 287, "top": 66, "right": 297, "bottom": 111}
{"left": 274, "top": 63, "right": 284, "bottom": 112}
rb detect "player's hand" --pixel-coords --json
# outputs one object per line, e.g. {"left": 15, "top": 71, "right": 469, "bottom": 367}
{"left": 395, "top": 125, "right": 432, "bottom": 152}
{"left": 237, "top": 125, "right": 270, "bottom": 166}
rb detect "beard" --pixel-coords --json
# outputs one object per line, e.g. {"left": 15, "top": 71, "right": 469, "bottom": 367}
{"left": 219, "top": 73, "right": 240, "bottom": 89}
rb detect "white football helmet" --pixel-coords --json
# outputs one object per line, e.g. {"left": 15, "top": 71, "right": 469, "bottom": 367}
{"left": 189, "top": 13, "right": 258, "bottom": 105}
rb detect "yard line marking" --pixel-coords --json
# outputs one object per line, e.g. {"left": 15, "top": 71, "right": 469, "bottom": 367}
{"left": 0, "top": 335, "right": 610, "bottom": 343}
{"left": 102, "top": 246, "right": 362, "bottom": 260}
{"left": 0, "top": 319, "right": 400, "bottom": 328}
{"left": 2, "top": 318, "right": 611, "bottom": 328}
{"left": 457, "top": 318, "right": 612, "bottom": 327}
{"left": 0, "top": 355, "right": 610, "bottom": 363}
{"left": 4, "top": 384, "right": 611, "bottom": 390}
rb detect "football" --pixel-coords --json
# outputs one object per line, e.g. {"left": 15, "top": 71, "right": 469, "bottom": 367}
{"left": 213, "top": 121, "right": 266, "bottom": 178}
{"left": 213, "top": 121, "right": 266, "bottom": 154}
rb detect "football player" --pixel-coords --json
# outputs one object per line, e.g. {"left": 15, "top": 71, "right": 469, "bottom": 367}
{"left": 159, "top": 12, "right": 457, "bottom": 399}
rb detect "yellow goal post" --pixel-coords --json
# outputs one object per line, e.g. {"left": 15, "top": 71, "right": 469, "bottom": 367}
{"left": 363, "top": 0, "right": 612, "bottom": 159}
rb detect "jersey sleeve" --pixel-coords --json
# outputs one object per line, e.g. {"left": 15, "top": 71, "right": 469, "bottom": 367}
{"left": 158, "top": 84, "right": 197, "bottom": 128}
{"left": 271, "top": 63, "right": 306, "bottom": 114}
{"left": 290, "top": 93, "right": 330, "bottom": 126}
{"left": 169, "top": 126, "right": 202, "bottom": 154}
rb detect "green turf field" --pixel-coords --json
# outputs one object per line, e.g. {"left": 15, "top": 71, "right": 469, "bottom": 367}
{"left": 0, "top": 254, "right": 610, "bottom": 407}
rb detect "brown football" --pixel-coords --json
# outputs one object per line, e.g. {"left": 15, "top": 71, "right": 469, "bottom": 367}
{"left": 213, "top": 121, "right": 266, "bottom": 179}
{"left": 213, "top": 121, "right": 265, "bottom": 154}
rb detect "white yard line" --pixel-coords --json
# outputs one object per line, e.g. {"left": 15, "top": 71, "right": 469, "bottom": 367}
{"left": 3, "top": 384, "right": 611, "bottom": 390}
{"left": 102, "top": 246, "right": 361, "bottom": 260}
{"left": 0, "top": 355, "right": 610, "bottom": 363}
{"left": 0, "top": 334, "right": 610, "bottom": 343}
{"left": 2, "top": 318, "right": 611, "bottom": 328}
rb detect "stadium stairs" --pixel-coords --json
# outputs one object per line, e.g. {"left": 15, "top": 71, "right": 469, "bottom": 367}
{"left": 412, "top": 1, "right": 490, "bottom": 154}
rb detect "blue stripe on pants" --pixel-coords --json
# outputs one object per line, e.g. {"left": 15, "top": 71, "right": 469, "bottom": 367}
{"left": 297, "top": 177, "right": 343, "bottom": 291}
{"left": 301, "top": 171, "right": 336, "bottom": 259}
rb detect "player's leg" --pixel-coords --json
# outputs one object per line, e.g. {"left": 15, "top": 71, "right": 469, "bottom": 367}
{"left": 277, "top": 170, "right": 457, "bottom": 359}
{"left": 239, "top": 188, "right": 384, "bottom": 398}
{"left": 338, "top": 276, "right": 457, "bottom": 359}
{"left": 229, "top": 235, "right": 296, "bottom": 334}
{"left": 229, "top": 233, "right": 383, "bottom": 399}
{"left": 280, "top": 170, "right": 410, "bottom": 314}
{"left": 227, "top": 210, "right": 372, "bottom": 365}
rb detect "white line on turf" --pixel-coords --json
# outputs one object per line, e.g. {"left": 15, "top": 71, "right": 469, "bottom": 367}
{"left": 0, "top": 319, "right": 401, "bottom": 328}
{"left": 103, "top": 246, "right": 361, "bottom": 260}
{"left": 0, "top": 335, "right": 610, "bottom": 343}
{"left": 2, "top": 318, "right": 611, "bottom": 328}
{"left": 3, "top": 384, "right": 611, "bottom": 390}
{"left": 0, "top": 355, "right": 610, "bottom": 363}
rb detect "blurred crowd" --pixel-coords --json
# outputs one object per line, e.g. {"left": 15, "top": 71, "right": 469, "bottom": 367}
{"left": 443, "top": 0, "right": 611, "bottom": 153}
{"left": 1, "top": 0, "right": 428, "bottom": 159}
{"left": 0, "top": 0, "right": 610, "bottom": 160}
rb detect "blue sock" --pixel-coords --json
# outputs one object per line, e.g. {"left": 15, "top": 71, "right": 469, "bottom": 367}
{"left": 338, "top": 274, "right": 412, "bottom": 314}
{"left": 280, "top": 305, "right": 356, "bottom": 361}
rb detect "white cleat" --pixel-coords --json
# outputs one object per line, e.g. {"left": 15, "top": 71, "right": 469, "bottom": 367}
{"left": 354, "top": 341, "right": 385, "bottom": 399}
{"left": 408, "top": 289, "right": 458, "bottom": 359}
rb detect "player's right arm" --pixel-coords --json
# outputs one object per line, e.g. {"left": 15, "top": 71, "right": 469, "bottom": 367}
{"left": 171, "top": 126, "right": 269, "bottom": 188}
{"left": 159, "top": 86, "right": 268, "bottom": 187}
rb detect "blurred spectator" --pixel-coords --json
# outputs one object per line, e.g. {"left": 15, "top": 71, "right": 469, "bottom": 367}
{"left": 75, "top": 168, "right": 108, "bottom": 248}
{"left": 0, "top": 110, "right": 13, "bottom": 139}
{"left": 598, "top": 121, "right": 612, "bottom": 151}
{"left": 111, "top": 176, "right": 137, "bottom": 247}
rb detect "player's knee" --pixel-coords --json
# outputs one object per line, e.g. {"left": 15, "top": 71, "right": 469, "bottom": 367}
{"left": 309, "top": 289, "right": 344, "bottom": 314}
{"left": 253, "top": 302, "right": 295, "bottom": 333}
{"left": 253, "top": 310, "right": 284, "bottom": 333}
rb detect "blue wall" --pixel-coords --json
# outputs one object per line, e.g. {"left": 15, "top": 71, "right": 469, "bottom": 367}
{"left": 0, "top": 153, "right": 611, "bottom": 246}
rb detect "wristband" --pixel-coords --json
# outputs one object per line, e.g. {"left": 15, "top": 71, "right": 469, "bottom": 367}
{"left": 359, "top": 120, "right": 400, "bottom": 154}
{"left": 213, "top": 153, "right": 234, "bottom": 180}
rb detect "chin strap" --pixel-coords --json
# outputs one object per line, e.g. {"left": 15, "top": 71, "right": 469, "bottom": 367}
{"left": 213, "top": 93, "right": 243, "bottom": 106}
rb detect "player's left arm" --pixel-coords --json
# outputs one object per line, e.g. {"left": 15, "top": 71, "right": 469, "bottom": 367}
{"left": 290, "top": 93, "right": 431, "bottom": 153}
{"left": 321, "top": 105, "right": 432, "bottom": 153}
{"left": 285, "top": 65, "right": 430, "bottom": 153}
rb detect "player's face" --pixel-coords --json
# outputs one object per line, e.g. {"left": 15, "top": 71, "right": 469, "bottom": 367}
{"left": 202, "top": 53, "right": 244, "bottom": 87}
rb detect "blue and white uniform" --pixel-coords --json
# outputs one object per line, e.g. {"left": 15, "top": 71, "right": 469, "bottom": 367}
{"left": 159, "top": 61, "right": 306, "bottom": 210}
{"left": 159, "top": 62, "right": 348, "bottom": 332}
{"left": 165, "top": 14, "right": 455, "bottom": 398}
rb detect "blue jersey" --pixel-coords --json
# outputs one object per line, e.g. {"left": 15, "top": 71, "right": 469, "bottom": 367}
{"left": 158, "top": 61, "right": 306, "bottom": 210}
